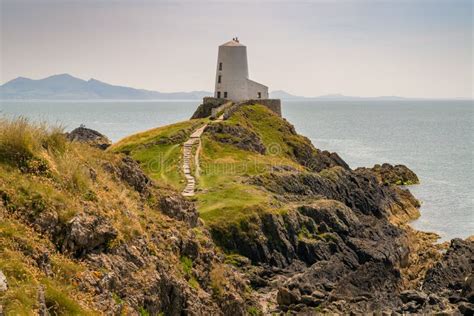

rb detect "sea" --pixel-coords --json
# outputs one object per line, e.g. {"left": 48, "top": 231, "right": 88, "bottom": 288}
{"left": 1, "top": 99, "right": 472, "bottom": 241}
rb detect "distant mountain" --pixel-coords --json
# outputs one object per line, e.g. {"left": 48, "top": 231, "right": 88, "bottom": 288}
{"left": 270, "top": 90, "right": 408, "bottom": 101}
{"left": 0, "top": 74, "right": 212, "bottom": 100}
{"left": 269, "top": 90, "right": 303, "bottom": 100}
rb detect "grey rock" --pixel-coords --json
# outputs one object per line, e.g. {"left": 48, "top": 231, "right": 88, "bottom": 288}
{"left": 400, "top": 290, "right": 428, "bottom": 304}
{"left": 159, "top": 195, "right": 199, "bottom": 227}
{"left": 458, "top": 302, "right": 474, "bottom": 315}
{"left": 311, "top": 290, "right": 326, "bottom": 299}
{"left": 423, "top": 239, "right": 474, "bottom": 298}
{"left": 117, "top": 156, "right": 152, "bottom": 195}
{"left": 61, "top": 214, "right": 117, "bottom": 256}
{"left": 0, "top": 270, "right": 7, "bottom": 292}
{"left": 66, "top": 126, "right": 111, "bottom": 150}
{"left": 38, "top": 285, "right": 49, "bottom": 316}
{"left": 277, "top": 287, "right": 301, "bottom": 306}
{"left": 463, "top": 274, "right": 474, "bottom": 303}
{"left": 356, "top": 163, "right": 419, "bottom": 185}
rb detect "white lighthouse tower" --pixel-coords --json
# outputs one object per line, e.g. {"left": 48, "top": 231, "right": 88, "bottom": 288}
{"left": 214, "top": 38, "right": 269, "bottom": 102}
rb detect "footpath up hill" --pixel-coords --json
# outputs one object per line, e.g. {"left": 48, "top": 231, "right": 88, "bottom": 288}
{"left": 112, "top": 103, "right": 474, "bottom": 315}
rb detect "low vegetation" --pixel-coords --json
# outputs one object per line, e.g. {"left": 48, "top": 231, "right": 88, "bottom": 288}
{"left": 0, "top": 117, "right": 250, "bottom": 314}
{"left": 111, "top": 119, "right": 207, "bottom": 190}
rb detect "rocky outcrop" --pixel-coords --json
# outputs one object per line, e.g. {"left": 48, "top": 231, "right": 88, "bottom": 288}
{"left": 213, "top": 164, "right": 427, "bottom": 314}
{"left": 251, "top": 167, "right": 420, "bottom": 219}
{"left": 285, "top": 136, "right": 350, "bottom": 172}
{"left": 159, "top": 195, "right": 199, "bottom": 227}
{"left": 357, "top": 163, "right": 420, "bottom": 185}
{"left": 191, "top": 98, "right": 226, "bottom": 119}
{"left": 422, "top": 238, "right": 474, "bottom": 313}
{"left": 103, "top": 156, "right": 152, "bottom": 196}
{"left": 206, "top": 123, "right": 266, "bottom": 154}
{"left": 209, "top": 193, "right": 413, "bottom": 314}
{"left": 60, "top": 214, "right": 118, "bottom": 257}
{"left": 66, "top": 126, "right": 111, "bottom": 149}
{"left": 80, "top": 232, "right": 250, "bottom": 316}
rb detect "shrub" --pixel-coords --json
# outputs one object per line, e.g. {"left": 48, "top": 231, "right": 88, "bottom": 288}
{"left": 180, "top": 256, "right": 193, "bottom": 277}
{"left": 209, "top": 264, "right": 229, "bottom": 297}
{"left": 0, "top": 117, "right": 65, "bottom": 173}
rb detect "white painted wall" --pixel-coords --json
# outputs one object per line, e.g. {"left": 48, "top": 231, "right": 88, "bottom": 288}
{"left": 247, "top": 79, "right": 269, "bottom": 100}
{"left": 214, "top": 40, "right": 268, "bottom": 101}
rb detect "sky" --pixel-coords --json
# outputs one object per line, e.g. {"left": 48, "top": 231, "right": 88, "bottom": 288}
{"left": 0, "top": 0, "right": 472, "bottom": 98}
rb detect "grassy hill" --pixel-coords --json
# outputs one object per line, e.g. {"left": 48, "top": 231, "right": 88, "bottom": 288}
{"left": 0, "top": 118, "right": 253, "bottom": 315}
{"left": 112, "top": 104, "right": 347, "bottom": 241}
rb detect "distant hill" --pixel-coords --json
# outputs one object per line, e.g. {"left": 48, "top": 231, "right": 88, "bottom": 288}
{"left": 270, "top": 90, "right": 407, "bottom": 101}
{"left": 0, "top": 74, "right": 212, "bottom": 100}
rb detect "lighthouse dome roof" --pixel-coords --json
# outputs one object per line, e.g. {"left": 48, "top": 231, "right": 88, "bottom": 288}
{"left": 220, "top": 39, "right": 245, "bottom": 47}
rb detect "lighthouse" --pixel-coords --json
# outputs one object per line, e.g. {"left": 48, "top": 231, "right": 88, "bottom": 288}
{"left": 214, "top": 38, "right": 269, "bottom": 102}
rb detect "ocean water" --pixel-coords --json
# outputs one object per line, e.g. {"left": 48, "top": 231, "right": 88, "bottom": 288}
{"left": 1, "top": 100, "right": 472, "bottom": 240}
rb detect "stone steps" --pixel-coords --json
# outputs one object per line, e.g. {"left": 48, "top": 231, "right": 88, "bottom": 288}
{"left": 181, "top": 124, "right": 208, "bottom": 197}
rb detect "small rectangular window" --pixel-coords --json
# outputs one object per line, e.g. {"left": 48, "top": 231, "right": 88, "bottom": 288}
{"left": 224, "top": 92, "right": 228, "bottom": 98}
{"left": 258, "top": 92, "right": 262, "bottom": 99}
{"left": 218, "top": 75, "right": 221, "bottom": 84}
{"left": 219, "top": 62, "right": 222, "bottom": 71}
{"left": 217, "top": 91, "right": 221, "bottom": 98}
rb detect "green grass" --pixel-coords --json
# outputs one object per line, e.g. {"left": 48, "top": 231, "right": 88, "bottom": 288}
{"left": 111, "top": 119, "right": 207, "bottom": 190}
{"left": 227, "top": 105, "right": 294, "bottom": 157}
{"left": 111, "top": 119, "right": 206, "bottom": 152}
{"left": 133, "top": 143, "right": 184, "bottom": 189}
{"left": 44, "top": 280, "right": 88, "bottom": 315}
{"left": 180, "top": 256, "right": 193, "bottom": 276}
{"left": 195, "top": 106, "right": 306, "bottom": 228}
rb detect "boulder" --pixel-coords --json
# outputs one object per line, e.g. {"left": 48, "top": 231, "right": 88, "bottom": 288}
{"left": 61, "top": 214, "right": 117, "bottom": 256}
{"left": 277, "top": 287, "right": 301, "bottom": 306}
{"left": 400, "top": 290, "right": 428, "bottom": 304}
{"left": 458, "top": 302, "right": 474, "bottom": 315}
{"left": 463, "top": 274, "right": 474, "bottom": 303}
{"left": 103, "top": 157, "right": 152, "bottom": 196}
{"left": 159, "top": 195, "right": 199, "bottom": 227}
{"left": 0, "top": 270, "right": 7, "bottom": 292}
{"left": 66, "top": 126, "right": 111, "bottom": 150}
{"left": 117, "top": 157, "right": 152, "bottom": 195}
{"left": 423, "top": 238, "right": 474, "bottom": 294}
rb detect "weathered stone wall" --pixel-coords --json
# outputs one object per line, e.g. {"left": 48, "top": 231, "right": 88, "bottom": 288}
{"left": 242, "top": 99, "right": 282, "bottom": 117}
{"left": 190, "top": 97, "right": 226, "bottom": 119}
{"left": 193, "top": 98, "right": 282, "bottom": 119}
{"left": 210, "top": 101, "right": 233, "bottom": 119}
{"left": 222, "top": 99, "right": 282, "bottom": 119}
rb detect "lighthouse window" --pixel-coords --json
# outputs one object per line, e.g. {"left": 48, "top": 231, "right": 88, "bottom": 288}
{"left": 217, "top": 91, "right": 221, "bottom": 98}
{"left": 258, "top": 92, "right": 262, "bottom": 99}
{"left": 218, "top": 75, "right": 222, "bottom": 83}
{"left": 224, "top": 92, "right": 228, "bottom": 98}
{"left": 219, "top": 62, "right": 222, "bottom": 71}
